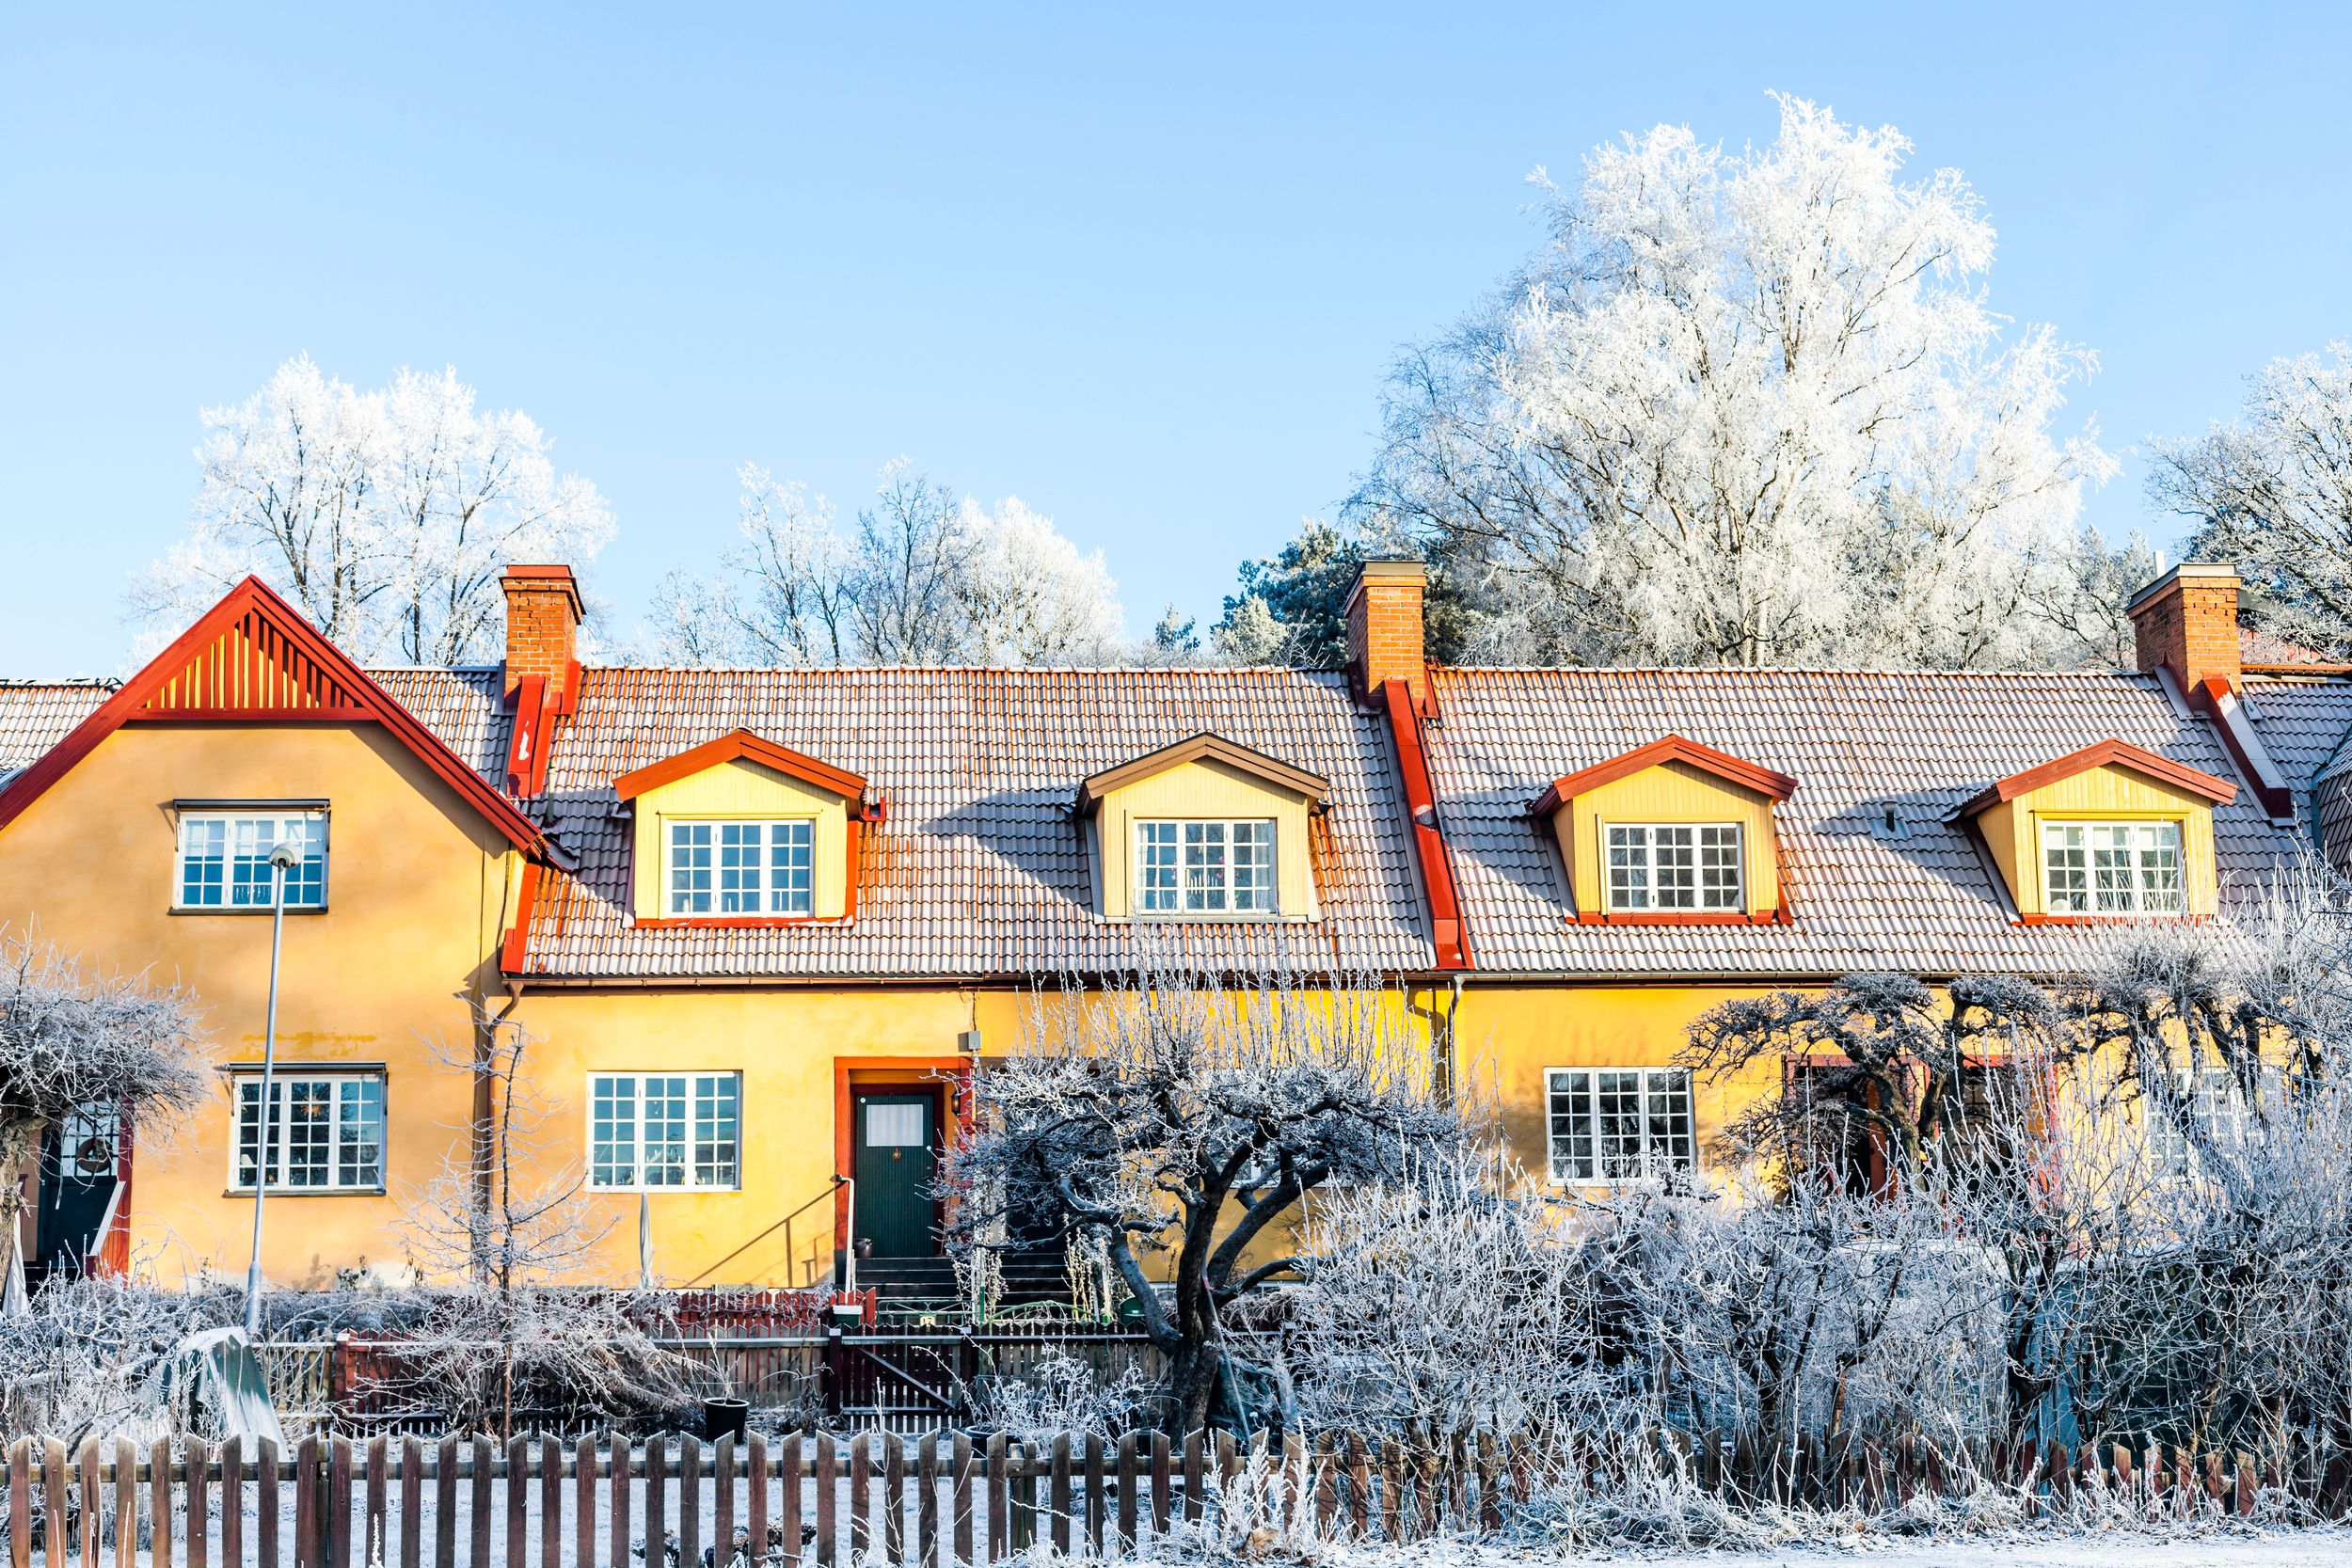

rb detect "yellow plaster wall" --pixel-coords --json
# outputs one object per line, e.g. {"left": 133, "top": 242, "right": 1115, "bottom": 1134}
{"left": 1979, "top": 767, "right": 2217, "bottom": 917}
{"left": 1090, "top": 758, "right": 1318, "bottom": 921}
{"left": 1457, "top": 984, "right": 1788, "bottom": 1190}
{"left": 630, "top": 759, "right": 851, "bottom": 920}
{"left": 0, "top": 723, "right": 515, "bottom": 1288}
{"left": 1549, "top": 762, "right": 1781, "bottom": 916}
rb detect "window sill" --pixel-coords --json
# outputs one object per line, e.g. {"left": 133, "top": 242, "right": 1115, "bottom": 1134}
{"left": 586, "top": 1187, "right": 743, "bottom": 1196}
{"left": 633, "top": 916, "right": 845, "bottom": 929}
{"left": 1573, "top": 910, "right": 1782, "bottom": 926}
{"left": 2015, "top": 912, "right": 2204, "bottom": 927}
{"left": 223, "top": 1187, "right": 386, "bottom": 1198}
{"left": 173, "top": 906, "right": 330, "bottom": 917}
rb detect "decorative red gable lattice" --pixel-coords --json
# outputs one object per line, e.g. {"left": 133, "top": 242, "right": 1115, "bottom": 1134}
{"left": 137, "top": 606, "right": 374, "bottom": 718}
{"left": 0, "top": 576, "right": 545, "bottom": 852}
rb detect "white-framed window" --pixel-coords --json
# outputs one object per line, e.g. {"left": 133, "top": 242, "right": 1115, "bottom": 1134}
{"left": 1135, "top": 819, "right": 1278, "bottom": 915}
{"left": 2042, "top": 821, "right": 2184, "bottom": 915}
{"left": 230, "top": 1072, "right": 384, "bottom": 1192}
{"left": 1605, "top": 824, "right": 1741, "bottom": 911}
{"left": 667, "top": 820, "right": 814, "bottom": 916}
{"left": 2150, "top": 1067, "right": 2280, "bottom": 1174}
{"left": 175, "top": 811, "right": 327, "bottom": 911}
{"left": 1545, "top": 1068, "right": 1695, "bottom": 1182}
{"left": 588, "top": 1071, "right": 741, "bottom": 1191}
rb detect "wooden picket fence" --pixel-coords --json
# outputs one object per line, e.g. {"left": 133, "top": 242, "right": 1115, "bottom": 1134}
{"left": 5, "top": 1426, "right": 2349, "bottom": 1567}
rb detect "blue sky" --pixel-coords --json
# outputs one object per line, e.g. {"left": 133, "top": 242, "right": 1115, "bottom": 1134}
{"left": 4, "top": 3, "right": 2348, "bottom": 673}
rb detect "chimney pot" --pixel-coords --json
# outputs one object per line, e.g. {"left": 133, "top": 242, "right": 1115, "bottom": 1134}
{"left": 1343, "top": 559, "right": 1428, "bottom": 707}
{"left": 501, "top": 563, "right": 582, "bottom": 704}
{"left": 2125, "top": 562, "right": 2241, "bottom": 694}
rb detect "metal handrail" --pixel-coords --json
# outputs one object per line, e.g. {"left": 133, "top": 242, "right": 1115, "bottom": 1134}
{"left": 685, "top": 1173, "right": 849, "bottom": 1288}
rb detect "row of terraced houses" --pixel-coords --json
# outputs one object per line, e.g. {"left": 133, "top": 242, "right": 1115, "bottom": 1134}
{"left": 1, "top": 558, "right": 2343, "bottom": 1292}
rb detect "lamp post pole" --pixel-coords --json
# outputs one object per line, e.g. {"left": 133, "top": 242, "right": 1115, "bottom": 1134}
{"left": 242, "top": 841, "right": 302, "bottom": 1339}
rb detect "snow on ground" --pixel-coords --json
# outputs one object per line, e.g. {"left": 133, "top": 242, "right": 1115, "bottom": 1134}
{"left": 1231, "top": 1528, "right": 2352, "bottom": 1568}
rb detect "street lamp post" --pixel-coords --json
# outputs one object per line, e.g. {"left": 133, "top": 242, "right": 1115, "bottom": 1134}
{"left": 242, "top": 840, "right": 303, "bottom": 1339}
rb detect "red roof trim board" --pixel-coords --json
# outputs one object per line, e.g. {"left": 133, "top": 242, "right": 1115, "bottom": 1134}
{"left": 0, "top": 577, "right": 547, "bottom": 852}
{"left": 1529, "top": 735, "right": 1798, "bottom": 816}
{"left": 1954, "top": 738, "right": 2238, "bottom": 817}
{"left": 1381, "top": 678, "right": 1470, "bottom": 971}
{"left": 2185, "top": 677, "right": 2294, "bottom": 820}
{"left": 500, "top": 861, "right": 543, "bottom": 974}
{"left": 612, "top": 728, "right": 871, "bottom": 812}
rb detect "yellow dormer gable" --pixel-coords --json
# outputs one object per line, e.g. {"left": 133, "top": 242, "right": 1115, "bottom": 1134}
{"left": 1958, "top": 740, "right": 2234, "bottom": 921}
{"left": 1529, "top": 736, "right": 1796, "bottom": 924}
{"left": 1076, "top": 735, "right": 1328, "bottom": 923}
{"left": 613, "top": 731, "right": 870, "bottom": 924}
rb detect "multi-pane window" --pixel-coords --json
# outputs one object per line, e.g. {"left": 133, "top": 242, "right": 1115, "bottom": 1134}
{"left": 176, "top": 812, "right": 327, "bottom": 910}
{"left": 1135, "top": 820, "right": 1278, "bottom": 915}
{"left": 1546, "top": 1068, "right": 1695, "bottom": 1182}
{"left": 231, "top": 1073, "right": 384, "bottom": 1191}
{"left": 2150, "top": 1068, "right": 2279, "bottom": 1173}
{"left": 2042, "top": 821, "right": 2184, "bottom": 915}
{"left": 1605, "top": 824, "right": 1741, "bottom": 911}
{"left": 667, "top": 820, "right": 814, "bottom": 916}
{"left": 589, "top": 1072, "right": 741, "bottom": 1190}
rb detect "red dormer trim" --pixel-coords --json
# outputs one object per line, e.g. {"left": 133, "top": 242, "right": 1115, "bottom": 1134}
{"left": 1381, "top": 678, "right": 1470, "bottom": 971}
{"left": 1529, "top": 735, "right": 1798, "bottom": 816}
{"left": 1953, "top": 738, "right": 2237, "bottom": 818}
{"left": 0, "top": 576, "right": 546, "bottom": 853}
{"left": 612, "top": 729, "right": 873, "bottom": 814}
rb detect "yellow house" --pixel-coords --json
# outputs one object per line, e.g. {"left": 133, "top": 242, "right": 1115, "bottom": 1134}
{"left": 0, "top": 557, "right": 2333, "bottom": 1291}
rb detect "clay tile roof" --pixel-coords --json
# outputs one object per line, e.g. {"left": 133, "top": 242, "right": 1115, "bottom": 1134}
{"left": 1425, "top": 665, "right": 2319, "bottom": 979}
{"left": 511, "top": 666, "right": 1428, "bottom": 979}
{"left": 0, "top": 680, "right": 115, "bottom": 777}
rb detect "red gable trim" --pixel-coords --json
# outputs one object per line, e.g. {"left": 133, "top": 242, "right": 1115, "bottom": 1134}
{"left": 613, "top": 728, "right": 871, "bottom": 812}
{"left": 1955, "top": 738, "right": 2238, "bottom": 817}
{"left": 1529, "top": 734, "right": 1797, "bottom": 816}
{"left": 1382, "top": 678, "right": 1470, "bottom": 971}
{"left": 0, "top": 576, "right": 546, "bottom": 853}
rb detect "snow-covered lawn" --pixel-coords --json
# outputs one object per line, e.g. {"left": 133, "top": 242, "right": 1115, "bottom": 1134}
{"left": 1193, "top": 1528, "right": 2352, "bottom": 1567}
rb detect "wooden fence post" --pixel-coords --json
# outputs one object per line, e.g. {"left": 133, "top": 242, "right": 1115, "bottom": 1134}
{"left": 951, "top": 1433, "right": 975, "bottom": 1568}
{"left": 44, "top": 1439, "right": 72, "bottom": 1568}
{"left": 150, "top": 1438, "right": 174, "bottom": 1568}
{"left": 677, "top": 1435, "right": 701, "bottom": 1568}
{"left": 1151, "top": 1432, "right": 1173, "bottom": 1540}
{"left": 1046, "top": 1435, "right": 1070, "bottom": 1558}
{"left": 748, "top": 1433, "right": 771, "bottom": 1568}
{"left": 847, "top": 1433, "right": 869, "bottom": 1563}
{"left": 915, "top": 1434, "right": 939, "bottom": 1568}
{"left": 433, "top": 1437, "right": 457, "bottom": 1568}
{"left": 1181, "top": 1431, "right": 1203, "bottom": 1527}
{"left": 1116, "top": 1432, "right": 1138, "bottom": 1550}
{"left": 778, "top": 1434, "right": 801, "bottom": 1568}
{"left": 256, "top": 1438, "right": 279, "bottom": 1568}
{"left": 645, "top": 1437, "right": 668, "bottom": 1568}
{"left": 10, "top": 1437, "right": 32, "bottom": 1568}
{"left": 78, "top": 1438, "right": 103, "bottom": 1568}
{"left": 572, "top": 1434, "right": 596, "bottom": 1568}
{"left": 500, "top": 1436, "right": 525, "bottom": 1568}
{"left": 982, "top": 1436, "right": 1005, "bottom": 1564}
{"left": 401, "top": 1437, "right": 424, "bottom": 1568}
{"left": 882, "top": 1433, "right": 904, "bottom": 1567}
{"left": 814, "top": 1433, "right": 835, "bottom": 1568}
{"left": 713, "top": 1435, "right": 736, "bottom": 1568}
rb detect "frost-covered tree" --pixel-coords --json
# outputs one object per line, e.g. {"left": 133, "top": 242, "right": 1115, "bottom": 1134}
{"left": 946, "top": 968, "right": 1463, "bottom": 1435}
{"left": 135, "top": 357, "right": 614, "bottom": 664}
{"left": 1354, "top": 95, "right": 2119, "bottom": 668}
{"left": 2153, "top": 342, "right": 2352, "bottom": 656}
{"left": 0, "top": 932, "right": 208, "bottom": 1308}
{"left": 650, "top": 460, "right": 1123, "bottom": 666}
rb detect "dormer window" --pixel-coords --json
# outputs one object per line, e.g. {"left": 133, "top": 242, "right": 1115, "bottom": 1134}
{"left": 668, "top": 819, "right": 815, "bottom": 916}
{"left": 614, "top": 730, "right": 873, "bottom": 927}
{"left": 2042, "top": 821, "right": 2183, "bottom": 915}
{"left": 1955, "top": 741, "right": 2231, "bottom": 924}
{"left": 1074, "top": 735, "right": 1329, "bottom": 924}
{"left": 1529, "top": 737, "right": 1794, "bottom": 926}
{"left": 1606, "top": 823, "right": 1742, "bottom": 911}
{"left": 1136, "top": 818, "right": 1279, "bottom": 915}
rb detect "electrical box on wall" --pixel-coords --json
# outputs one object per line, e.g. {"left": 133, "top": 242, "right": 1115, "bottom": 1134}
{"left": 957, "top": 1028, "right": 983, "bottom": 1053}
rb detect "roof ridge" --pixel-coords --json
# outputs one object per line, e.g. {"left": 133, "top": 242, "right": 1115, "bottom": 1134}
{"left": 565, "top": 664, "right": 1348, "bottom": 679}
{"left": 1431, "top": 663, "right": 2161, "bottom": 680}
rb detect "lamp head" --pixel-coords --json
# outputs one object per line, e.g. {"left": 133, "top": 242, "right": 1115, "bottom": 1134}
{"left": 268, "top": 842, "right": 304, "bottom": 871}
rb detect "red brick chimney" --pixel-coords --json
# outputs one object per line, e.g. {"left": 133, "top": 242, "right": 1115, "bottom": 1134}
{"left": 2126, "top": 562, "right": 2241, "bottom": 696}
{"left": 501, "top": 564, "right": 581, "bottom": 705}
{"left": 1343, "top": 560, "right": 1428, "bottom": 708}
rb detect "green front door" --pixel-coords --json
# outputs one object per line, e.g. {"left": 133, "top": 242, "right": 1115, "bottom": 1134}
{"left": 852, "top": 1092, "right": 937, "bottom": 1258}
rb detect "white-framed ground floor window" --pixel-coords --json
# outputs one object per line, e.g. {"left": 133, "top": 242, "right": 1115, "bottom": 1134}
{"left": 1545, "top": 1067, "right": 1695, "bottom": 1182}
{"left": 589, "top": 1071, "right": 741, "bottom": 1191}
{"left": 230, "top": 1070, "right": 385, "bottom": 1192}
